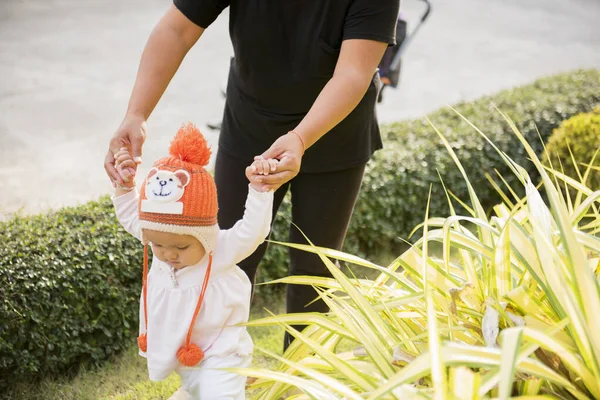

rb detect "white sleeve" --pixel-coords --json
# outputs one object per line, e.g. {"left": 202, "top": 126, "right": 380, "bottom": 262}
{"left": 219, "top": 185, "right": 274, "bottom": 266}
{"left": 112, "top": 189, "right": 143, "bottom": 241}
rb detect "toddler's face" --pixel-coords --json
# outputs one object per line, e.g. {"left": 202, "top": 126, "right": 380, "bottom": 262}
{"left": 143, "top": 230, "right": 205, "bottom": 269}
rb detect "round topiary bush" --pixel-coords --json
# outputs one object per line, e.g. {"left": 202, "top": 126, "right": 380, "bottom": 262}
{"left": 544, "top": 108, "right": 600, "bottom": 190}
{"left": 0, "top": 197, "right": 142, "bottom": 390}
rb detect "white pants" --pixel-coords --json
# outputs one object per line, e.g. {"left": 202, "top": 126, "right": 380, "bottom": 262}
{"left": 177, "top": 353, "right": 252, "bottom": 399}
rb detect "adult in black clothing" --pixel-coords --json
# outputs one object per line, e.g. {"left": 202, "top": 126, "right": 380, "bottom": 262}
{"left": 105, "top": 0, "right": 400, "bottom": 350}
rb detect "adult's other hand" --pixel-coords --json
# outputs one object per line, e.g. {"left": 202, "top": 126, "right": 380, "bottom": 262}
{"left": 254, "top": 131, "right": 304, "bottom": 192}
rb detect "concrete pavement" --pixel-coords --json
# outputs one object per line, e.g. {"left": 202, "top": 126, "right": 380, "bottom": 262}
{"left": 1, "top": 0, "right": 599, "bottom": 219}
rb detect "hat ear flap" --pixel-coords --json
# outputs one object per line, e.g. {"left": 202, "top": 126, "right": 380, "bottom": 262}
{"left": 174, "top": 170, "right": 191, "bottom": 188}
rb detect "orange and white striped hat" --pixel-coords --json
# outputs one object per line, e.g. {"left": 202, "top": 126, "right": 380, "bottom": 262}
{"left": 138, "top": 122, "right": 219, "bottom": 252}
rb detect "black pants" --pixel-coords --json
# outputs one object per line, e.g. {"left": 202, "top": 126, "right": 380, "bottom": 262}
{"left": 214, "top": 150, "right": 366, "bottom": 350}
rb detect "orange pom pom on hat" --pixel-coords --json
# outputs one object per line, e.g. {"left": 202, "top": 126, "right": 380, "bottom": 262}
{"left": 136, "top": 123, "right": 218, "bottom": 367}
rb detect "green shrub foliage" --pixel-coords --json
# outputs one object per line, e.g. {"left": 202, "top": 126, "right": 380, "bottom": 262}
{"left": 0, "top": 198, "right": 142, "bottom": 388}
{"left": 544, "top": 108, "right": 600, "bottom": 190}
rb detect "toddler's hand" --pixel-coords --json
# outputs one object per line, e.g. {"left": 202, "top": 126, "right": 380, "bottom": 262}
{"left": 251, "top": 157, "right": 278, "bottom": 176}
{"left": 246, "top": 157, "right": 279, "bottom": 192}
{"left": 114, "top": 147, "right": 137, "bottom": 187}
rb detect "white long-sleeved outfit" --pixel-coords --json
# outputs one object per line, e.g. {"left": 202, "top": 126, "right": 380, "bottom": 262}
{"left": 113, "top": 185, "right": 273, "bottom": 398}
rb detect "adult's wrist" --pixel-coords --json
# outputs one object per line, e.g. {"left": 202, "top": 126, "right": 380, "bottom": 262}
{"left": 124, "top": 110, "right": 148, "bottom": 122}
{"left": 288, "top": 130, "right": 306, "bottom": 154}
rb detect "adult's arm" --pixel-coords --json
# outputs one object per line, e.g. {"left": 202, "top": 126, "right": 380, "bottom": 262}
{"left": 257, "top": 39, "right": 388, "bottom": 191}
{"left": 104, "top": 5, "right": 205, "bottom": 183}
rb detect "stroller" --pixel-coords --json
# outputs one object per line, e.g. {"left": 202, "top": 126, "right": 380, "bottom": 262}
{"left": 207, "top": 0, "right": 432, "bottom": 130}
{"left": 377, "top": 0, "right": 432, "bottom": 102}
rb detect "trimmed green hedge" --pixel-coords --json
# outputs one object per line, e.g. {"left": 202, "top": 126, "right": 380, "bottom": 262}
{"left": 1, "top": 69, "right": 598, "bottom": 388}
{"left": 350, "top": 69, "right": 600, "bottom": 253}
{"left": 259, "top": 69, "right": 600, "bottom": 285}
{"left": 544, "top": 107, "right": 600, "bottom": 190}
{"left": 0, "top": 200, "right": 142, "bottom": 389}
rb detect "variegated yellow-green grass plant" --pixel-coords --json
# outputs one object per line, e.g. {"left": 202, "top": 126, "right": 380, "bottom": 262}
{"left": 234, "top": 110, "right": 600, "bottom": 400}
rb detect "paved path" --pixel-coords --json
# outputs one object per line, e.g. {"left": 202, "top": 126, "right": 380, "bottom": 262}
{"left": 1, "top": 0, "right": 599, "bottom": 219}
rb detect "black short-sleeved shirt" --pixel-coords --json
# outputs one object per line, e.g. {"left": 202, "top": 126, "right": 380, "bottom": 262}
{"left": 174, "top": 0, "right": 399, "bottom": 172}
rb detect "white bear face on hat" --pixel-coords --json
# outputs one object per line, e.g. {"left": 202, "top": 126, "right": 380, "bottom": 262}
{"left": 145, "top": 167, "right": 190, "bottom": 203}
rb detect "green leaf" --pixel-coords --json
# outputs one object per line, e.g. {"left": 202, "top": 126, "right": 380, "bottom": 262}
{"left": 498, "top": 328, "right": 523, "bottom": 399}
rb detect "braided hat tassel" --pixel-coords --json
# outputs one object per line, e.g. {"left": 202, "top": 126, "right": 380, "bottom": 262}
{"left": 176, "top": 253, "right": 212, "bottom": 366}
{"left": 138, "top": 244, "right": 149, "bottom": 352}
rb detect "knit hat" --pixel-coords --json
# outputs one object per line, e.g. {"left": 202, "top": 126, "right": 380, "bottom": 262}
{"left": 138, "top": 122, "right": 219, "bottom": 252}
{"left": 136, "top": 123, "right": 218, "bottom": 367}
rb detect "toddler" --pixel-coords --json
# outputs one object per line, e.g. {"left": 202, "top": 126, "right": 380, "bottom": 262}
{"left": 111, "top": 123, "right": 277, "bottom": 399}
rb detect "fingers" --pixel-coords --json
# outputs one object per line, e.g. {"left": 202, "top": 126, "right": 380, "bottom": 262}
{"left": 245, "top": 166, "right": 258, "bottom": 182}
{"left": 276, "top": 154, "right": 297, "bottom": 168}
{"left": 131, "top": 122, "right": 147, "bottom": 164}
{"left": 245, "top": 166, "right": 268, "bottom": 192}
{"left": 254, "top": 155, "right": 298, "bottom": 185}
{"left": 259, "top": 143, "right": 283, "bottom": 160}
{"left": 121, "top": 169, "right": 133, "bottom": 182}
{"left": 114, "top": 147, "right": 137, "bottom": 183}
{"left": 104, "top": 151, "right": 123, "bottom": 184}
{"left": 247, "top": 157, "right": 283, "bottom": 192}
{"left": 117, "top": 159, "right": 137, "bottom": 170}
{"left": 257, "top": 159, "right": 271, "bottom": 175}
{"left": 114, "top": 147, "right": 130, "bottom": 158}
{"left": 253, "top": 157, "right": 280, "bottom": 173}
{"left": 107, "top": 136, "right": 125, "bottom": 184}
{"left": 250, "top": 160, "right": 265, "bottom": 175}
{"left": 268, "top": 158, "right": 278, "bottom": 172}
{"left": 248, "top": 152, "right": 298, "bottom": 192}
{"left": 254, "top": 170, "right": 296, "bottom": 186}
{"left": 116, "top": 166, "right": 135, "bottom": 184}
{"left": 250, "top": 157, "right": 278, "bottom": 175}
{"left": 115, "top": 148, "right": 136, "bottom": 168}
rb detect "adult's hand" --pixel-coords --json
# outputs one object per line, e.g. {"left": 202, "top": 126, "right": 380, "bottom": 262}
{"left": 255, "top": 132, "right": 304, "bottom": 191}
{"left": 105, "top": 114, "right": 147, "bottom": 184}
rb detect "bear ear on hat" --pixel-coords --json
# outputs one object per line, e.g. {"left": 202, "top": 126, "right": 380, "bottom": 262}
{"left": 147, "top": 167, "right": 159, "bottom": 179}
{"left": 174, "top": 170, "right": 191, "bottom": 187}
